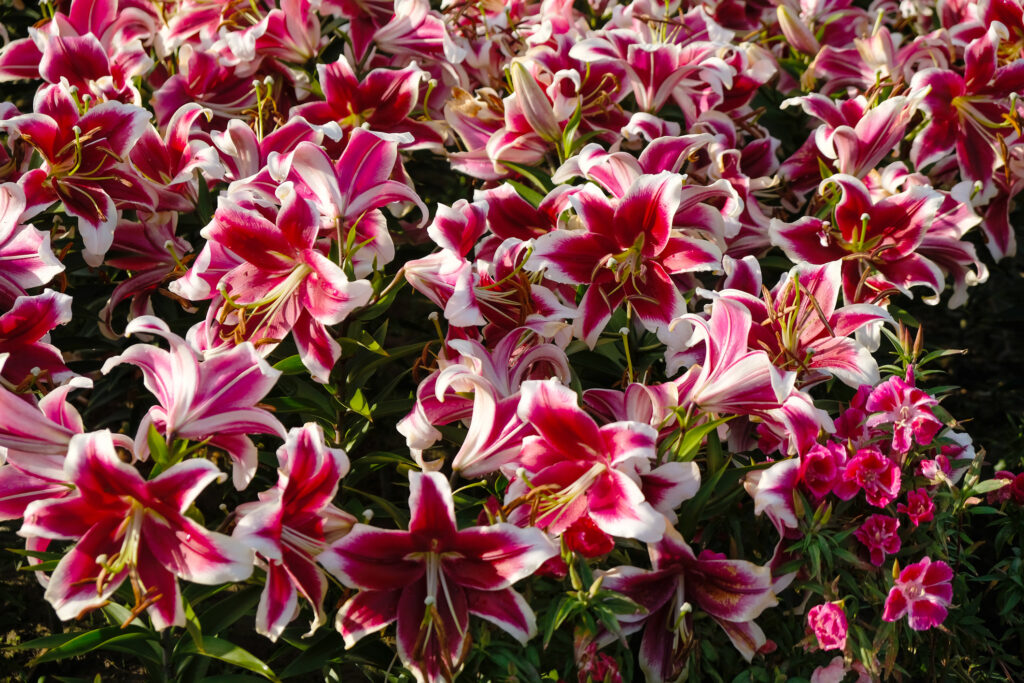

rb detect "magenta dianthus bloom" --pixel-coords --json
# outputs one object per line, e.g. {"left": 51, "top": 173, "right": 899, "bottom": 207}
{"left": 882, "top": 556, "right": 953, "bottom": 630}
{"left": 854, "top": 514, "right": 901, "bottom": 566}
{"left": 897, "top": 488, "right": 935, "bottom": 527}
{"left": 807, "top": 602, "right": 847, "bottom": 651}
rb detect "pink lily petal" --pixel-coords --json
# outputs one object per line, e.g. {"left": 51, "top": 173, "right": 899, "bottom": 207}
{"left": 38, "top": 34, "right": 109, "bottom": 92}
{"left": 409, "top": 470, "right": 458, "bottom": 541}
{"left": 686, "top": 553, "right": 778, "bottom": 623}
{"left": 135, "top": 546, "right": 186, "bottom": 630}
{"left": 0, "top": 464, "right": 71, "bottom": 521}
{"left": 319, "top": 525, "right": 424, "bottom": 591}
{"left": 769, "top": 216, "right": 845, "bottom": 265}
{"left": 292, "top": 311, "right": 342, "bottom": 384}
{"left": 336, "top": 589, "right": 402, "bottom": 648}
{"left": 41, "top": 520, "right": 128, "bottom": 621}
{"left": 517, "top": 380, "right": 603, "bottom": 464}
{"left": 146, "top": 458, "right": 227, "bottom": 514}
{"left": 144, "top": 507, "right": 254, "bottom": 586}
{"left": 746, "top": 459, "right": 800, "bottom": 535}
{"left": 641, "top": 461, "right": 701, "bottom": 520}
{"left": 715, "top": 618, "right": 767, "bottom": 662}
{"left": 395, "top": 576, "right": 468, "bottom": 683}
{"left": 256, "top": 561, "right": 300, "bottom": 642}
{"left": 443, "top": 524, "right": 557, "bottom": 591}
{"left": 301, "top": 250, "right": 373, "bottom": 326}
{"left": 587, "top": 469, "right": 666, "bottom": 542}
{"left": 616, "top": 171, "right": 683, "bottom": 254}
{"left": 203, "top": 205, "right": 294, "bottom": 272}
{"left": 464, "top": 587, "right": 536, "bottom": 644}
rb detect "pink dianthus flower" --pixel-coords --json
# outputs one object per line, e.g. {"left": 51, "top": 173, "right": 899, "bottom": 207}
{"left": 882, "top": 556, "right": 953, "bottom": 630}
{"left": 807, "top": 602, "right": 847, "bottom": 650}
{"left": 897, "top": 488, "right": 935, "bottom": 526}
{"left": 854, "top": 514, "right": 901, "bottom": 566}
{"left": 844, "top": 447, "right": 901, "bottom": 507}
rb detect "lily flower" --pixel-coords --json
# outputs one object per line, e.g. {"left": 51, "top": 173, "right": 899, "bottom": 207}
{"left": 270, "top": 129, "right": 428, "bottom": 278}
{"left": 1, "top": 83, "right": 153, "bottom": 265}
{"left": 770, "top": 174, "right": 945, "bottom": 305}
{"left": 233, "top": 423, "right": 355, "bottom": 641}
{"left": 19, "top": 430, "right": 253, "bottom": 630}
{"left": 0, "top": 183, "right": 64, "bottom": 305}
{"left": 910, "top": 22, "right": 1024, "bottom": 196}
{"left": 505, "top": 380, "right": 696, "bottom": 543}
{"left": 528, "top": 172, "right": 722, "bottom": 347}
{"left": 198, "top": 183, "right": 374, "bottom": 382}
{"left": 101, "top": 316, "right": 285, "bottom": 489}
{"left": 0, "top": 354, "right": 94, "bottom": 521}
{"left": 712, "top": 260, "right": 889, "bottom": 388}
{"left": 601, "top": 524, "right": 778, "bottom": 682}
{"left": 0, "top": 289, "right": 76, "bottom": 386}
{"left": 320, "top": 471, "right": 556, "bottom": 683}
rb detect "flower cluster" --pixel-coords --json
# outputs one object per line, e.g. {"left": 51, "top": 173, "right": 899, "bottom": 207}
{"left": 0, "top": 0, "right": 1022, "bottom": 680}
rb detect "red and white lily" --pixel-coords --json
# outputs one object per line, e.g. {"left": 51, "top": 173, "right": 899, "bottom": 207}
{"left": 910, "top": 22, "right": 1024, "bottom": 196}
{"left": 197, "top": 184, "right": 374, "bottom": 382}
{"left": 0, "top": 355, "right": 94, "bottom": 522}
{"left": 1, "top": 83, "right": 153, "bottom": 265}
{"left": 101, "top": 316, "right": 285, "bottom": 489}
{"left": 770, "top": 174, "right": 946, "bottom": 305}
{"left": 505, "top": 380, "right": 697, "bottom": 543}
{"left": 712, "top": 260, "right": 890, "bottom": 388}
{"left": 601, "top": 524, "right": 778, "bottom": 681}
{"left": 0, "top": 183, "right": 64, "bottom": 305}
{"left": 20, "top": 430, "right": 253, "bottom": 630}
{"left": 233, "top": 423, "right": 355, "bottom": 641}
{"left": 320, "top": 471, "right": 556, "bottom": 683}
{"left": 0, "top": 289, "right": 76, "bottom": 387}
{"left": 528, "top": 172, "right": 722, "bottom": 347}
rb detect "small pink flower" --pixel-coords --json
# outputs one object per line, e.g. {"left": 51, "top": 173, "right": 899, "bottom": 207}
{"left": 866, "top": 372, "right": 943, "bottom": 454}
{"left": 810, "top": 656, "right": 847, "bottom": 683}
{"left": 989, "top": 471, "right": 1024, "bottom": 505}
{"left": 812, "top": 656, "right": 872, "bottom": 683}
{"left": 917, "top": 456, "right": 953, "bottom": 485}
{"left": 1012, "top": 473, "right": 1024, "bottom": 505}
{"left": 854, "top": 514, "right": 901, "bottom": 567}
{"left": 799, "top": 442, "right": 844, "bottom": 499}
{"left": 844, "top": 448, "right": 901, "bottom": 507}
{"left": 806, "top": 602, "right": 847, "bottom": 651}
{"left": 576, "top": 642, "right": 622, "bottom": 683}
{"left": 563, "top": 517, "right": 615, "bottom": 558}
{"left": 987, "top": 471, "right": 1016, "bottom": 504}
{"left": 882, "top": 556, "right": 953, "bottom": 630}
{"left": 897, "top": 488, "right": 935, "bottom": 527}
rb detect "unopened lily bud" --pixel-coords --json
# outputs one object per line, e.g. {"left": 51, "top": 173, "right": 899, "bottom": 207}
{"left": 509, "top": 60, "right": 562, "bottom": 143}
{"left": 777, "top": 4, "right": 820, "bottom": 55}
